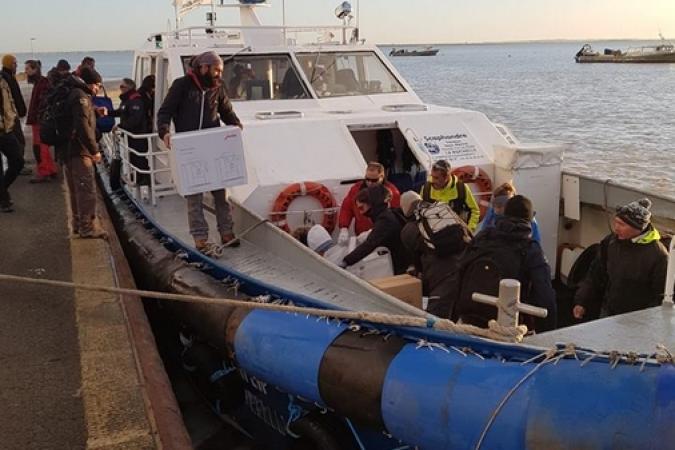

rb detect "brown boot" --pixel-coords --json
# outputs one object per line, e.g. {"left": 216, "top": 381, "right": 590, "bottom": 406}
{"left": 79, "top": 226, "right": 108, "bottom": 240}
{"left": 221, "top": 232, "right": 240, "bottom": 248}
{"left": 195, "top": 238, "right": 218, "bottom": 255}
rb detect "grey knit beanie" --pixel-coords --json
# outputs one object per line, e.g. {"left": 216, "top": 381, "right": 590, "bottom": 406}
{"left": 191, "top": 51, "right": 223, "bottom": 69}
{"left": 616, "top": 198, "right": 652, "bottom": 230}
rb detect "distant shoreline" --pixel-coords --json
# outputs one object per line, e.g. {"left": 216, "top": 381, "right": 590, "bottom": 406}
{"left": 4, "top": 37, "right": 671, "bottom": 54}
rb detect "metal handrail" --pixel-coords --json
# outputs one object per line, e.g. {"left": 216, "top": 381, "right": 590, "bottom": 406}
{"left": 664, "top": 238, "right": 675, "bottom": 306}
{"left": 149, "top": 24, "right": 359, "bottom": 47}
{"left": 109, "top": 129, "right": 177, "bottom": 206}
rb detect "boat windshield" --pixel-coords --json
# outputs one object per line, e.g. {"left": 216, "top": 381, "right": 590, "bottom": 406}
{"left": 296, "top": 51, "right": 406, "bottom": 98}
{"left": 180, "top": 54, "right": 310, "bottom": 101}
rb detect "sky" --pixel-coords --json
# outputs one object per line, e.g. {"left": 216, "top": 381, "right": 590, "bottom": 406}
{"left": 1, "top": 0, "right": 674, "bottom": 52}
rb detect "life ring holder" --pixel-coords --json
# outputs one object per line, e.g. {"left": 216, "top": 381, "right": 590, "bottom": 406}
{"left": 270, "top": 181, "right": 337, "bottom": 233}
{"left": 451, "top": 165, "right": 493, "bottom": 220}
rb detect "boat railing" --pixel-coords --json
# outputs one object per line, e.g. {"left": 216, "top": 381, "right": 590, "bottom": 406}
{"left": 664, "top": 237, "right": 675, "bottom": 306}
{"left": 100, "top": 129, "right": 177, "bottom": 206}
{"left": 148, "top": 25, "right": 359, "bottom": 48}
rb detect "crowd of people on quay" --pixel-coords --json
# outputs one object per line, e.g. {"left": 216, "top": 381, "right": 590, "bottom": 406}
{"left": 0, "top": 54, "right": 155, "bottom": 239}
{"left": 0, "top": 50, "right": 669, "bottom": 332}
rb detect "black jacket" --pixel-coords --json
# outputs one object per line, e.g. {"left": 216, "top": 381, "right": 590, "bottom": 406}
{"left": 0, "top": 68, "right": 26, "bottom": 118}
{"left": 114, "top": 90, "right": 150, "bottom": 135}
{"left": 400, "top": 218, "right": 467, "bottom": 318}
{"left": 575, "top": 226, "right": 668, "bottom": 316}
{"left": 456, "top": 217, "right": 557, "bottom": 331}
{"left": 67, "top": 76, "right": 99, "bottom": 157}
{"left": 157, "top": 72, "right": 241, "bottom": 139}
{"left": 343, "top": 186, "right": 409, "bottom": 274}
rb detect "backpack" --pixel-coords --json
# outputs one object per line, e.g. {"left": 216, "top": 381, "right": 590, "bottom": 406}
{"left": 38, "top": 81, "right": 73, "bottom": 146}
{"left": 422, "top": 178, "right": 472, "bottom": 224}
{"left": 93, "top": 93, "right": 115, "bottom": 133}
{"left": 453, "top": 239, "right": 529, "bottom": 327}
{"left": 415, "top": 202, "right": 471, "bottom": 257}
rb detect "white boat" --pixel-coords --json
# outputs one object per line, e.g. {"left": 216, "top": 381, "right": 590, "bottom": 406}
{"left": 98, "top": 1, "right": 675, "bottom": 448}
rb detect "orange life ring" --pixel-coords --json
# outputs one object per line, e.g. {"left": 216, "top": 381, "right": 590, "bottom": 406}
{"left": 270, "top": 181, "right": 337, "bottom": 233}
{"left": 451, "top": 165, "right": 493, "bottom": 220}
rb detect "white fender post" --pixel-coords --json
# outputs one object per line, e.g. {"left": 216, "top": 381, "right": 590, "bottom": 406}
{"left": 664, "top": 238, "right": 675, "bottom": 306}
{"left": 472, "top": 279, "right": 548, "bottom": 328}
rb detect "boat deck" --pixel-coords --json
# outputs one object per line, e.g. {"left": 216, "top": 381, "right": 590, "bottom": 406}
{"left": 526, "top": 305, "right": 675, "bottom": 354}
{"left": 141, "top": 194, "right": 419, "bottom": 316}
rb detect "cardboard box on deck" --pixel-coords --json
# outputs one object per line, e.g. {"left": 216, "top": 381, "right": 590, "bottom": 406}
{"left": 169, "top": 126, "right": 247, "bottom": 196}
{"left": 370, "top": 274, "right": 423, "bottom": 310}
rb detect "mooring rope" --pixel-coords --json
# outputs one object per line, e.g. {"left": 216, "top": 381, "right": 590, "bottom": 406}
{"left": 0, "top": 273, "right": 527, "bottom": 343}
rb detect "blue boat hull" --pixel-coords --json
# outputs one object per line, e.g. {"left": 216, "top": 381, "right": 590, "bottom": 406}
{"left": 99, "top": 167, "right": 675, "bottom": 449}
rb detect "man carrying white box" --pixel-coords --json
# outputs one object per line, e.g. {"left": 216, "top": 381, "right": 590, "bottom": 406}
{"left": 158, "top": 51, "right": 243, "bottom": 253}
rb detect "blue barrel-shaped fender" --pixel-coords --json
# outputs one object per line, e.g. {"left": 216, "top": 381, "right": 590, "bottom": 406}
{"left": 381, "top": 344, "right": 675, "bottom": 450}
{"left": 233, "top": 310, "right": 346, "bottom": 402}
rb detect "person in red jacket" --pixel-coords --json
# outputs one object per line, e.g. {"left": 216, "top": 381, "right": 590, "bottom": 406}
{"left": 25, "top": 60, "right": 58, "bottom": 182}
{"left": 337, "top": 161, "right": 401, "bottom": 244}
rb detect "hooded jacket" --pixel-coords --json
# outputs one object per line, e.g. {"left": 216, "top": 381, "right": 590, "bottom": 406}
{"left": 157, "top": 71, "right": 241, "bottom": 139}
{"left": 339, "top": 180, "right": 401, "bottom": 235}
{"left": 66, "top": 76, "right": 99, "bottom": 157}
{"left": 343, "top": 185, "right": 409, "bottom": 274}
{"left": 400, "top": 216, "right": 467, "bottom": 318}
{"left": 575, "top": 225, "right": 668, "bottom": 316}
{"left": 455, "top": 216, "right": 557, "bottom": 331}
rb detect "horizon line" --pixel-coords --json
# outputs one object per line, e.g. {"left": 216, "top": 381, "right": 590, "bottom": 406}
{"left": 4, "top": 36, "right": 671, "bottom": 54}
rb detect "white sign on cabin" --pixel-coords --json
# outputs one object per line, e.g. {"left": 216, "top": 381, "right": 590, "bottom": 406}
{"left": 169, "top": 126, "right": 247, "bottom": 196}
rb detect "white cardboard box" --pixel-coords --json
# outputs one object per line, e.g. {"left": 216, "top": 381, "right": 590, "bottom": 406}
{"left": 169, "top": 126, "right": 247, "bottom": 196}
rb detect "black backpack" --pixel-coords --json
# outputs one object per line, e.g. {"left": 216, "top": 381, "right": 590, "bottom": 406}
{"left": 415, "top": 202, "right": 471, "bottom": 257}
{"left": 453, "top": 239, "right": 529, "bottom": 327}
{"left": 38, "top": 80, "right": 74, "bottom": 146}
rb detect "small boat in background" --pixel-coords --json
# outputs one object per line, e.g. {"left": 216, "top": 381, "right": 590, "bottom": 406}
{"left": 389, "top": 46, "right": 439, "bottom": 56}
{"left": 575, "top": 35, "right": 675, "bottom": 63}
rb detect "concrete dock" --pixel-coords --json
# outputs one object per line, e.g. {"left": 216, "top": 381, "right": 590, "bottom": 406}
{"left": 0, "top": 126, "right": 191, "bottom": 449}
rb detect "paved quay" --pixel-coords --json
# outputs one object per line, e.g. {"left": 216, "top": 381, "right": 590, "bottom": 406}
{"left": 0, "top": 128, "right": 190, "bottom": 449}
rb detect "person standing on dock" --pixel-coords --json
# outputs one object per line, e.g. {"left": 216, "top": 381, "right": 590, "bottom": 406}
{"left": 573, "top": 198, "right": 668, "bottom": 320}
{"left": 25, "top": 60, "right": 58, "bottom": 183}
{"left": 73, "top": 56, "right": 95, "bottom": 78}
{"left": 46, "top": 59, "right": 72, "bottom": 165}
{"left": 420, "top": 160, "right": 481, "bottom": 233}
{"left": 157, "top": 50, "right": 243, "bottom": 253}
{"left": 0, "top": 73, "right": 24, "bottom": 212}
{"left": 1, "top": 54, "right": 28, "bottom": 175}
{"left": 64, "top": 67, "right": 107, "bottom": 238}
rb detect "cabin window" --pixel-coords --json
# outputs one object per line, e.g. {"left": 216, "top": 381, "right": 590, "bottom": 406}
{"left": 180, "top": 54, "right": 309, "bottom": 101}
{"left": 296, "top": 51, "right": 406, "bottom": 98}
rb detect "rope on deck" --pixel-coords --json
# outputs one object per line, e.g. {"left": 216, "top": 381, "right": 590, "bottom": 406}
{"left": 0, "top": 273, "right": 528, "bottom": 343}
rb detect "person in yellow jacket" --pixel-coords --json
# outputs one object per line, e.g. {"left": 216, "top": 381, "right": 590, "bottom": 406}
{"left": 420, "top": 160, "right": 480, "bottom": 232}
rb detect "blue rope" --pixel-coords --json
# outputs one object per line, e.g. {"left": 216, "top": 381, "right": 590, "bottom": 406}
{"left": 426, "top": 315, "right": 438, "bottom": 328}
{"left": 345, "top": 418, "right": 366, "bottom": 450}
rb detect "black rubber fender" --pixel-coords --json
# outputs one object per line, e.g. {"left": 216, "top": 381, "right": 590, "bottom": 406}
{"left": 288, "top": 415, "right": 356, "bottom": 450}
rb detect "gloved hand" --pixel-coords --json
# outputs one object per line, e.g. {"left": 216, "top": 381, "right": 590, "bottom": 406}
{"left": 337, "top": 228, "right": 350, "bottom": 246}
{"left": 338, "top": 260, "right": 348, "bottom": 269}
{"left": 355, "top": 229, "right": 371, "bottom": 245}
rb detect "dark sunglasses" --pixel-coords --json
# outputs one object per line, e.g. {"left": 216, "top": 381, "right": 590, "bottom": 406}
{"left": 364, "top": 177, "right": 380, "bottom": 183}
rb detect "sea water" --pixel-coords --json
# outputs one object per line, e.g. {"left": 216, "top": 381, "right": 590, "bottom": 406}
{"left": 18, "top": 41, "right": 675, "bottom": 199}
